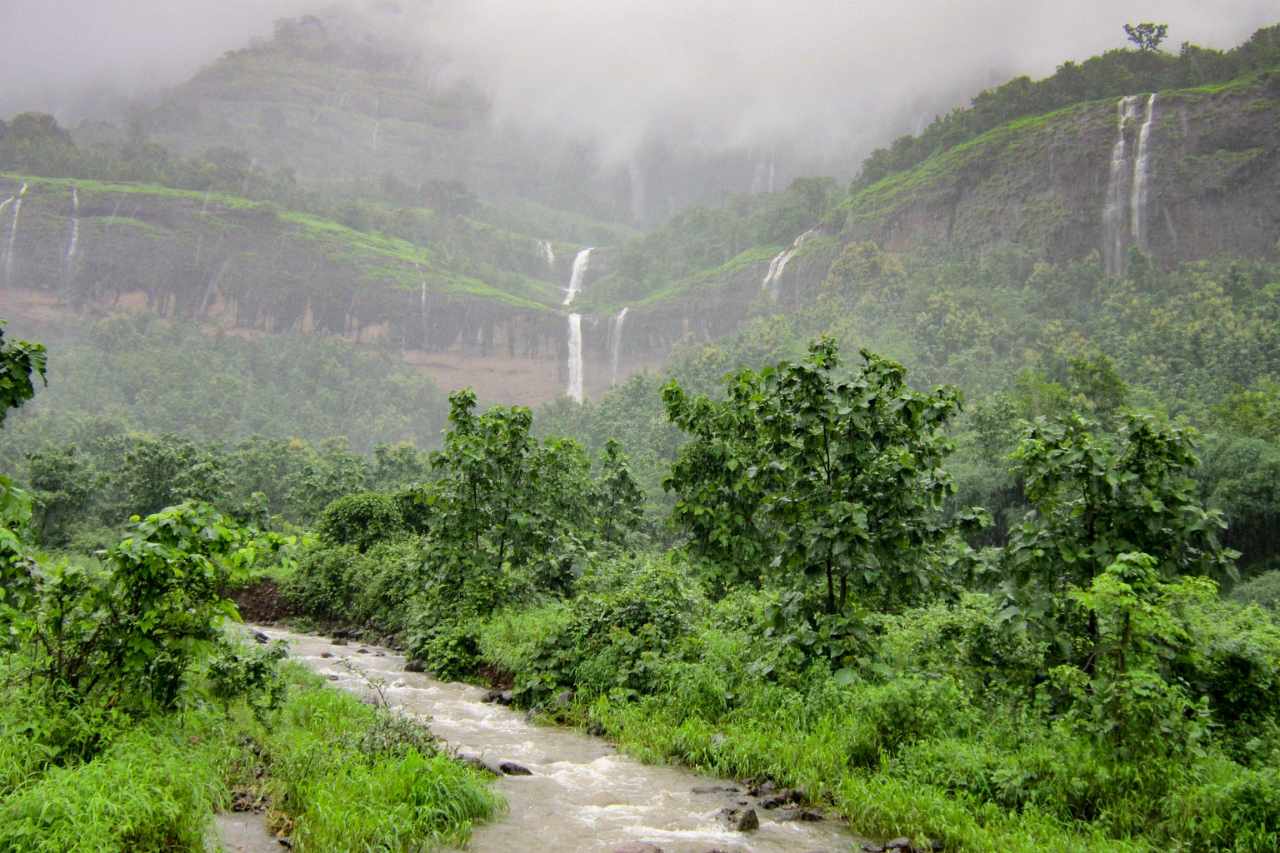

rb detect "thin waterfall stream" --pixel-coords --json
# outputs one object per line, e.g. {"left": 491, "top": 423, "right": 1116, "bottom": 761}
{"left": 252, "top": 626, "right": 856, "bottom": 853}
{"left": 610, "top": 307, "right": 629, "bottom": 387}
{"left": 4, "top": 182, "right": 29, "bottom": 285}
{"left": 567, "top": 313, "right": 584, "bottom": 403}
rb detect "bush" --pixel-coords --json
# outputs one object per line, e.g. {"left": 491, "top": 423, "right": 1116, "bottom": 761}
{"left": 315, "top": 492, "right": 404, "bottom": 552}
{"left": 283, "top": 542, "right": 361, "bottom": 622}
{"left": 1232, "top": 570, "right": 1280, "bottom": 611}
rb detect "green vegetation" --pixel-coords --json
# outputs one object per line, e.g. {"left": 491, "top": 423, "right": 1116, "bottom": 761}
{"left": 0, "top": 329, "right": 499, "bottom": 852}
{"left": 266, "top": 336, "right": 1280, "bottom": 851}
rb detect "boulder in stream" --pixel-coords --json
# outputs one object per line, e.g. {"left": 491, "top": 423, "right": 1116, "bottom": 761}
{"left": 718, "top": 806, "right": 759, "bottom": 832}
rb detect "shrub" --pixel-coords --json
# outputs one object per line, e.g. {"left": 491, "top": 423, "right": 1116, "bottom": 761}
{"left": 283, "top": 542, "right": 361, "bottom": 622}
{"left": 315, "top": 492, "right": 404, "bottom": 553}
{"left": 1232, "top": 570, "right": 1280, "bottom": 611}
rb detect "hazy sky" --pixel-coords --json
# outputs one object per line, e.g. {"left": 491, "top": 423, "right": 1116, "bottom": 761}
{"left": 2, "top": 0, "right": 1276, "bottom": 161}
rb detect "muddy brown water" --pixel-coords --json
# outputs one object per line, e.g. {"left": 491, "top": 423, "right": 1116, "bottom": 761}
{"left": 252, "top": 626, "right": 858, "bottom": 852}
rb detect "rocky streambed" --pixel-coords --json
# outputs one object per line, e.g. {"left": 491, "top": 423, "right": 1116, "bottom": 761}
{"left": 251, "top": 626, "right": 860, "bottom": 853}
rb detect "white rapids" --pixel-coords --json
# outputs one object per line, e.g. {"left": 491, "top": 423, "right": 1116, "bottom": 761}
{"left": 250, "top": 626, "right": 856, "bottom": 853}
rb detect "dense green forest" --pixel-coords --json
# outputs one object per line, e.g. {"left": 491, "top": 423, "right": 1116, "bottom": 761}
{"left": 2, "top": 13, "right": 1280, "bottom": 853}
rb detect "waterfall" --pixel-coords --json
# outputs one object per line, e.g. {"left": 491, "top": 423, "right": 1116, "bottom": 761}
{"left": 564, "top": 248, "right": 592, "bottom": 306}
{"left": 371, "top": 120, "right": 381, "bottom": 152}
{"left": 566, "top": 313, "right": 584, "bottom": 403}
{"left": 65, "top": 187, "right": 81, "bottom": 267}
{"left": 1102, "top": 96, "right": 1141, "bottom": 277}
{"left": 610, "top": 307, "right": 629, "bottom": 386}
{"left": 761, "top": 229, "right": 817, "bottom": 296}
{"left": 420, "top": 279, "right": 429, "bottom": 347}
{"left": 4, "top": 183, "right": 28, "bottom": 285}
{"left": 1130, "top": 94, "right": 1158, "bottom": 252}
{"left": 539, "top": 240, "right": 555, "bottom": 268}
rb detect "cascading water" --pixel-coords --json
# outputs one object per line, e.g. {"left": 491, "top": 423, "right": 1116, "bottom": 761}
{"left": 1130, "top": 94, "right": 1158, "bottom": 252}
{"left": 65, "top": 187, "right": 81, "bottom": 269}
{"left": 1102, "top": 96, "right": 1140, "bottom": 277}
{"left": 4, "top": 183, "right": 28, "bottom": 286}
{"left": 761, "top": 229, "right": 817, "bottom": 297}
{"left": 564, "top": 248, "right": 592, "bottom": 306}
{"left": 566, "top": 313, "right": 584, "bottom": 403}
{"left": 610, "top": 307, "right": 629, "bottom": 386}
{"left": 252, "top": 626, "right": 857, "bottom": 853}
{"left": 420, "top": 279, "right": 429, "bottom": 347}
{"left": 539, "top": 240, "right": 555, "bottom": 268}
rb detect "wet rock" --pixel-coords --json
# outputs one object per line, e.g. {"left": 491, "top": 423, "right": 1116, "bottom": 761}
{"left": 777, "top": 808, "right": 824, "bottom": 822}
{"left": 482, "top": 689, "right": 514, "bottom": 705}
{"left": 496, "top": 760, "right": 532, "bottom": 776}
{"left": 326, "top": 674, "right": 340, "bottom": 681}
{"left": 586, "top": 720, "right": 606, "bottom": 737}
{"left": 862, "top": 846, "right": 885, "bottom": 853}
{"left": 691, "top": 785, "right": 739, "bottom": 795}
{"left": 717, "top": 807, "right": 759, "bottom": 832}
{"left": 554, "top": 689, "right": 574, "bottom": 707}
{"left": 404, "top": 660, "right": 426, "bottom": 673}
{"left": 319, "top": 652, "right": 334, "bottom": 659}
{"left": 356, "top": 647, "right": 371, "bottom": 654}
{"left": 331, "top": 638, "right": 348, "bottom": 646}
{"left": 277, "top": 837, "right": 293, "bottom": 848}
{"left": 761, "top": 787, "right": 803, "bottom": 809}
{"left": 886, "top": 839, "right": 913, "bottom": 851}
{"left": 251, "top": 630, "right": 271, "bottom": 644}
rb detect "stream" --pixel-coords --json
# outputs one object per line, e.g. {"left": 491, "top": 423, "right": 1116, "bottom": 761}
{"left": 252, "top": 626, "right": 858, "bottom": 853}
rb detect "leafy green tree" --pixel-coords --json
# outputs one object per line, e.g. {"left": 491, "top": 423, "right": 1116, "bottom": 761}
{"left": 665, "top": 338, "right": 986, "bottom": 621}
{"left": 1004, "top": 413, "right": 1236, "bottom": 595}
{"left": 1125, "top": 22, "right": 1169, "bottom": 53}
{"left": 26, "top": 446, "right": 96, "bottom": 545}
{"left": 592, "top": 438, "right": 644, "bottom": 545}
{"left": 0, "top": 321, "right": 46, "bottom": 426}
{"left": 116, "top": 433, "right": 230, "bottom": 518}
{"left": 425, "top": 389, "right": 591, "bottom": 605}
{"left": 1001, "top": 413, "right": 1238, "bottom": 669}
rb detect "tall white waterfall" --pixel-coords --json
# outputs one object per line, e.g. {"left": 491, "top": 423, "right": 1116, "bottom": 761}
{"left": 1102, "top": 96, "right": 1141, "bottom": 277}
{"left": 420, "top": 279, "right": 429, "bottom": 346}
{"left": 539, "top": 240, "right": 556, "bottom": 268}
{"left": 566, "top": 313, "right": 584, "bottom": 402}
{"left": 65, "top": 187, "right": 81, "bottom": 267}
{"left": 4, "top": 183, "right": 28, "bottom": 285}
{"left": 761, "top": 229, "right": 817, "bottom": 296}
{"left": 564, "top": 248, "right": 592, "bottom": 306}
{"left": 610, "top": 307, "right": 629, "bottom": 386}
{"left": 1130, "top": 94, "right": 1158, "bottom": 252}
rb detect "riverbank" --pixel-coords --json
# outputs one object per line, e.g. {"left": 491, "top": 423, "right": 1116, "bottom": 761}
{"left": 0, "top": 652, "right": 499, "bottom": 851}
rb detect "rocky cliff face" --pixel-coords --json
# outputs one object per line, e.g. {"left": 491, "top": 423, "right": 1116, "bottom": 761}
{"left": 6, "top": 76, "right": 1276, "bottom": 407}
{"left": 0, "top": 175, "right": 575, "bottom": 404}
{"left": 838, "top": 73, "right": 1280, "bottom": 266}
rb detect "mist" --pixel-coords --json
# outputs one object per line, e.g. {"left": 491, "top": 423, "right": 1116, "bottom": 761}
{"left": 2, "top": 0, "right": 1276, "bottom": 166}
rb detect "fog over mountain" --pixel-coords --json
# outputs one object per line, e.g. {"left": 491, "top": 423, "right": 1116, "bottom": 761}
{"left": 2, "top": 0, "right": 1276, "bottom": 167}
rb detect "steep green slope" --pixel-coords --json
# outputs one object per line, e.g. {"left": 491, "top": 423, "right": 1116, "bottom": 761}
{"left": 0, "top": 173, "right": 569, "bottom": 344}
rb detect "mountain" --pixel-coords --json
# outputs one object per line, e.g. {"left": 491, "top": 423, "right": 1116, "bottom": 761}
{"left": 2, "top": 22, "right": 1278, "bottom": 408}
